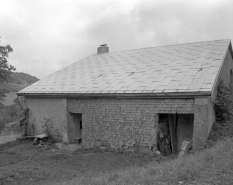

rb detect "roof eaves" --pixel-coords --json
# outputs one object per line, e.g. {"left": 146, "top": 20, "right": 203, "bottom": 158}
{"left": 17, "top": 91, "right": 211, "bottom": 98}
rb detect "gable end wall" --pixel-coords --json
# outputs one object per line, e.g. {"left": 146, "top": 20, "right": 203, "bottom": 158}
{"left": 25, "top": 97, "right": 68, "bottom": 142}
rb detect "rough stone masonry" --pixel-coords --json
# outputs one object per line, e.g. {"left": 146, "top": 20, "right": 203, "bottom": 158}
{"left": 67, "top": 98, "right": 195, "bottom": 150}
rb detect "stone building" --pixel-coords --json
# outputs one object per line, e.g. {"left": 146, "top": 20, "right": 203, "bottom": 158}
{"left": 18, "top": 39, "right": 233, "bottom": 153}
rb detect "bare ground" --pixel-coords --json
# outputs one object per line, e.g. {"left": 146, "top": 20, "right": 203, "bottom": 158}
{"left": 0, "top": 140, "right": 166, "bottom": 185}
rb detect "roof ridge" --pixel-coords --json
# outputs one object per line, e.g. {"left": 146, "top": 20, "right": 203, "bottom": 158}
{"left": 94, "top": 39, "right": 231, "bottom": 55}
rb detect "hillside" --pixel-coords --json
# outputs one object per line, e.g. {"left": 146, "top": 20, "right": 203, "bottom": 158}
{"left": 0, "top": 72, "right": 39, "bottom": 92}
{"left": 1, "top": 72, "right": 39, "bottom": 106}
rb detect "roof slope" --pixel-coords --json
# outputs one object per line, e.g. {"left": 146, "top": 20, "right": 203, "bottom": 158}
{"left": 19, "top": 39, "right": 231, "bottom": 96}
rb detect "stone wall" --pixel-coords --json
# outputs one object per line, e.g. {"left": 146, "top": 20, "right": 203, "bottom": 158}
{"left": 67, "top": 98, "right": 195, "bottom": 149}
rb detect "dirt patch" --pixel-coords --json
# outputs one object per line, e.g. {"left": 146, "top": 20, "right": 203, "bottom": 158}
{"left": 0, "top": 140, "right": 165, "bottom": 185}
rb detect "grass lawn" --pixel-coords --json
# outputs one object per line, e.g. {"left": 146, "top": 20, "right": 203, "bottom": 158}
{"left": 78, "top": 138, "right": 233, "bottom": 185}
{"left": 0, "top": 140, "right": 166, "bottom": 185}
{"left": 1, "top": 133, "right": 233, "bottom": 185}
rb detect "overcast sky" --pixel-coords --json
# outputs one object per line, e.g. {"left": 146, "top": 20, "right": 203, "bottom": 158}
{"left": 1, "top": 0, "right": 233, "bottom": 79}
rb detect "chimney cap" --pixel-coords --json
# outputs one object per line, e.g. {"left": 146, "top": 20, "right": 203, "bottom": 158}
{"left": 97, "top": 44, "right": 109, "bottom": 54}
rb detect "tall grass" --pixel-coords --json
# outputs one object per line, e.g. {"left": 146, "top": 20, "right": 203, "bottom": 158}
{"left": 72, "top": 138, "right": 233, "bottom": 185}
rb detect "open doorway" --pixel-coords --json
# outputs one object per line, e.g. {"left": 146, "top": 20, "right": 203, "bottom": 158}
{"left": 158, "top": 114, "right": 172, "bottom": 156}
{"left": 69, "top": 113, "right": 82, "bottom": 143}
{"left": 158, "top": 113, "right": 194, "bottom": 155}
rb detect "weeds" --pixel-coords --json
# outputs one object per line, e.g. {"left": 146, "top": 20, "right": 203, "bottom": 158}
{"left": 208, "top": 79, "right": 233, "bottom": 143}
{"left": 40, "top": 117, "right": 62, "bottom": 142}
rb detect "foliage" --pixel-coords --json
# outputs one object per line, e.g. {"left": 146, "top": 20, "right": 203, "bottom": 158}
{"left": 0, "top": 103, "right": 24, "bottom": 132}
{"left": 214, "top": 79, "right": 233, "bottom": 123}
{"left": 208, "top": 79, "right": 233, "bottom": 143}
{"left": 208, "top": 119, "right": 233, "bottom": 145}
{"left": 0, "top": 37, "right": 15, "bottom": 108}
{"left": 41, "top": 117, "right": 63, "bottom": 142}
{"left": 0, "top": 89, "right": 8, "bottom": 109}
{"left": 27, "top": 119, "right": 35, "bottom": 136}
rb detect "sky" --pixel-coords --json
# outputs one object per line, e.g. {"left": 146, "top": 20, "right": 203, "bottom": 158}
{"left": 1, "top": 0, "right": 233, "bottom": 79}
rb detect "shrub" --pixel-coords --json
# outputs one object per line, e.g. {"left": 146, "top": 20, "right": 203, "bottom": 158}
{"left": 209, "top": 79, "right": 233, "bottom": 142}
{"left": 214, "top": 79, "right": 233, "bottom": 123}
{"left": 41, "top": 117, "right": 63, "bottom": 142}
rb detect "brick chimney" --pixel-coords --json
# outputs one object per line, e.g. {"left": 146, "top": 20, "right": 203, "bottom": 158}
{"left": 97, "top": 44, "right": 109, "bottom": 54}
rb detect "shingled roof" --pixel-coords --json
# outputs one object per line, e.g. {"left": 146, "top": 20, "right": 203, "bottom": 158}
{"left": 18, "top": 39, "right": 232, "bottom": 97}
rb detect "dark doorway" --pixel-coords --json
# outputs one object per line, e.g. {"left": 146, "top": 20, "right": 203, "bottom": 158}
{"left": 69, "top": 113, "right": 82, "bottom": 143}
{"left": 177, "top": 114, "right": 194, "bottom": 150}
{"left": 158, "top": 113, "right": 194, "bottom": 155}
{"left": 158, "top": 114, "right": 172, "bottom": 156}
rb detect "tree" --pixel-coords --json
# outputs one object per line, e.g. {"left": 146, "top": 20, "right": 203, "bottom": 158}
{"left": 0, "top": 37, "right": 16, "bottom": 108}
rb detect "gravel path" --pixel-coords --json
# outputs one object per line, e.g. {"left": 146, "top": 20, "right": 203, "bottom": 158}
{"left": 0, "top": 133, "right": 20, "bottom": 144}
